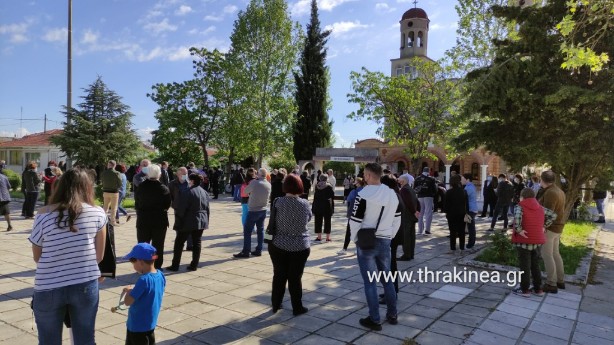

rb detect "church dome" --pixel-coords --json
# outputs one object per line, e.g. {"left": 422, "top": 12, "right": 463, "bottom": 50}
{"left": 401, "top": 8, "right": 428, "bottom": 20}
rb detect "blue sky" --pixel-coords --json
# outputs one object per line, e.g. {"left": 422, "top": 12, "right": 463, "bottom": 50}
{"left": 0, "top": 0, "right": 459, "bottom": 147}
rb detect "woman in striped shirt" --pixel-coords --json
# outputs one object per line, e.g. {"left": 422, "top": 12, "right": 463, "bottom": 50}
{"left": 29, "top": 169, "right": 107, "bottom": 345}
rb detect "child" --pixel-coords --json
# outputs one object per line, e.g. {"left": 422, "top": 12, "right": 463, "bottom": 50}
{"left": 122, "top": 243, "right": 166, "bottom": 344}
{"left": 511, "top": 188, "right": 557, "bottom": 297}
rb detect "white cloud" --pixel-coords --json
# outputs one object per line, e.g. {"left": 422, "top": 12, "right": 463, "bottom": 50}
{"left": 375, "top": 3, "right": 396, "bottom": 13}
{"left": 143, "top": 18, "right": 178, "bottom": 35}
{"left": 333, "top": 132, "right": 352, "bottom": 148}
{"left": 81, "top": 29, "right": 98, "bottom": 44}
{"left": 430, "top": 22, "right": 457, "bottom": 31}
{"left": 204, "top": 15, "right": 224, "bottom": 22}
{"left": 188, "top": 26, "right": 216, "bottom": 35}
{"left": 324, "top": 21, "right": 370, "bottom": 38}
{"left": 223, "top": 5, "right": 238, "bottom": 14}
{"left": 291, "top": 0, "right": 356, "bottom": 16}
{"left": 0, "top": 128, "right": 30, "bottom": 138}
{"left": 137, "top": 127, "right": 155, "bottom": 142}
{"left": 42, "top": 27, "right": 67, "bottom": 42}
{"left": 0, "top": 20, "right": 33, "bottom": 43}
{"left": 175, "top": 5, "right": 193, "bottom": 15}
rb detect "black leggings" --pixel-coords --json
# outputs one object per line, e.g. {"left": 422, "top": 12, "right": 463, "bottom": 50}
{"left": 268, "top": 244, "right": 310, "bottom": 312}
{"left": 343, "top": 222, "right": 351, "bottom": 250}
{"left": 447, "top": 214, "right": 466, "bottom": 250}
{"left": 314, "top": 214, "right": 331, "bottom": 234}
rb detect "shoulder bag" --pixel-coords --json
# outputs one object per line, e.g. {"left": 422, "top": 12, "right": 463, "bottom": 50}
{"left": 264, "top": 198, "right": 279, "bottom": 244}
{"left": 357, "top": 206, "right": 384, "bottom": 250}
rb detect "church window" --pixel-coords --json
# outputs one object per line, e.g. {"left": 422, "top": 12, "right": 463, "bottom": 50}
{"left": 408, "top": 31, "right": 414, "bottom": 47}
{"left": 417, "top": 31, "right": 424, "bottom": 47}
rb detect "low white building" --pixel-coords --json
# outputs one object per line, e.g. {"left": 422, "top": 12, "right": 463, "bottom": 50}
{"left": 0, "top": 129, "right": 65, "bottom": 172}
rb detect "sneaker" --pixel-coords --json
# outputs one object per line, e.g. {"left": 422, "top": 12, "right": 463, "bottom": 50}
{"left": 532, "top": 289, "right": 545, "bottom": 297}
{"left": 557, "top": 282, "right": 566, "bottom": 289}
{"left": 512, "top": 288, "right": 531, "bottom": 298}
{"left": 397, "top": 255, "right": 412, "bottom": 261}
{"left": 359, "top": 317, "right": 382, "bottom": 331}
{"left": 165, "top": 266, "right": 179, "bottom": 272}
{"left": 314, "top": 238, "right": 322, "bottom": 242}
{"left": 337, "top": 249, "right": 348, "bottom": 255}
{"left": 386, "top": 315, "right": 398, "bottom": 325}
{"left": 542, "top": 284, "right": 558, "bottom": 294}
{"left": 425, "top": 231, "right": 432, "bottom": 235}
{"left": 487, "top": 228, "right": 494, "bottom": 232}
{"left": 250, "top": 251, "right": 262, "bottom": 257}
{"left": 233, "top": 252, "right": 250, "bottom": 258}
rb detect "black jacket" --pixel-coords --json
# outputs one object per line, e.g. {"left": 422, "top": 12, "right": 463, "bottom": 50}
{"left": 496, "top": 181, "right": 515, "bottom": 205}
{"left": 414, "top": 174, "right": 437, "bottom": 198}
{"left": 312, "top": 183, "right": 335, "bottom": 216}
{"left": 444, "top": 187, "right": 469, "bottom": 216}
{"left": 176, "top": 185, "right": 210, "bottom": 232}
{"left": 135, "top": 179, "right": 171, "bottom": 228}
{"left": 270, "top": 177, "right": 284, "bottom": 203}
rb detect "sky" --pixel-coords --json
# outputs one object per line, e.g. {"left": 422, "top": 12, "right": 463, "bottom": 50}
{"left": 0, "top": 0, "right": 459, "bottom": 148}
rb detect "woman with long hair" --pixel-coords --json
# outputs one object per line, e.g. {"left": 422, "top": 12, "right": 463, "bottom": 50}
{"left": 29, "top": 169, "right": 107, "bottom": 344}
{"left": 444, "top": 174, "right": 469, "bottom": 254}
{"left": 167, "top": 173, "right": 210, "bottom": 271}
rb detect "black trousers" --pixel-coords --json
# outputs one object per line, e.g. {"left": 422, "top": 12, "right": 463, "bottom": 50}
{"left": 343, "top": 222, "right": 352, "bottom": 250}
{"left": 490, "top": 203, "right": 510, "bottom": 229}
{"left": 481, "top": 199, "right": 496, "bottom": 217}
{"left": 136, "top": 226, "right": 167, "bottom": 269}
{"left": 24, "top": 191, "right": 39, "bottom": 217}
{"left": 211, "top": 183, "right": 219, "bottom": 198}
{"left": 447, "top": 214, "right": 466, "bottom": 250}
{"left": 44, "top": 183, "right": 52, "bottom": 205}
{"left": 126, "top": 329, "right": 155, "bottom": 345}
{"left": 402, "top": 221, "right": 416, "bottom": 259}
{"left": 268, "top": 244, "right": 310, "bottom": 312}
{"left": 516, "top": 247, "right": 541, "bottom": 292}
{"left": 171, "top": 230, "right": 204, "bottom": 268}
{"left": 314, "top": 214, "right": 331, "bottom": 234}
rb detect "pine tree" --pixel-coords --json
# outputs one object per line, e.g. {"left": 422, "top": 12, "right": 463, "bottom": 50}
{"left": 293, "top": 0, "right": 333, "bottom": 162}
{"left": 51, "top": 76, "right": 141, "bottom": 166}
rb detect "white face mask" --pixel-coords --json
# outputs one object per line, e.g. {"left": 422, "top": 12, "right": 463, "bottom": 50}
{"left": 181, "top": 175, "right": 187, "bottom": 182}
{"left": 514, "top": 178, "right": 520, "bottom": 183}
{"left": 141, "top": 166, "right": 149, "bottom": 174}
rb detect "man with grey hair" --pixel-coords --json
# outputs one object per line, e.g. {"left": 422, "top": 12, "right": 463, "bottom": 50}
{"left": 101, "top": 160, "right": 122, "bottom": 226}
{"left": 327, "top": 169, "right": 336, "bottom": 188}
{"left": 169, "top": 167, "right": 191, "bottom": 250}
{"left": 234, "top": 168, "right": 271, "bottom": 258}
{"left": 413, "top": 167, "right": 437, "bottom": 235}
{"left": 132, "top": 159, "right": 151, "bottom": 192}
{"left": 398, "top": 174, "right": 420, "bottom": 260}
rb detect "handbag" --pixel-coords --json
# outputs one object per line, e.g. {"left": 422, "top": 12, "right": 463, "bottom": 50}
{"left": 264, "top": 198, "right": 279, "bottom": 244}
{"left": 356, "top": 206, "right": 384, "bottom": 250}
{"left": 463, "top": 190, "right": 472, "bottom": 223}
{"left": 99, "top": 217, "right": 117, "bottom": 278}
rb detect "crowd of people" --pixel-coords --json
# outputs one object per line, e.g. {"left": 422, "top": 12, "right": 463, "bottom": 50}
{"left": 0, "top": 155, "right": 606, "bottom": 342}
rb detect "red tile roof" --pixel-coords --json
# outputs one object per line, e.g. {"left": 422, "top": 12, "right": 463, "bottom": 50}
{"left": 0, "top": 129, "right": 63, "bottom": 148}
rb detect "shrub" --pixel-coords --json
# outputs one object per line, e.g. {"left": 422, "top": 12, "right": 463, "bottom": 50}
{"left": 2, "top": 169, "right": 21, "bottom": 190}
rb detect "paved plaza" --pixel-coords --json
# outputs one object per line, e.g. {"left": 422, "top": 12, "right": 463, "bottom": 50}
{"left": 1, "top": 194, "right": 613, "bottom": 345}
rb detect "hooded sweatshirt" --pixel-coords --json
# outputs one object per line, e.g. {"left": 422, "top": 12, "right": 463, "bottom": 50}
{"left": 349, "top": 184, "right": 402, "bottom": 242}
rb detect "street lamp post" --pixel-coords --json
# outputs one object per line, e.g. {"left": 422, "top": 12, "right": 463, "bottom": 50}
{"left": 66, "top": 0, "right": 73, "bottom": 169}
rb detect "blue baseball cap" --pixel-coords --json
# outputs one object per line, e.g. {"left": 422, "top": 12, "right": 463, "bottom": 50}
{"left": 124, "top": 243, "right": 158, "bottom": 261}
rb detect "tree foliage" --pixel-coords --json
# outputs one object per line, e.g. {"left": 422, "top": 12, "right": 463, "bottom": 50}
{"left": 557, "top": 0, "right": 612, "bottom": 71}
{"left": 51, "top": 76, "right": 141, "bottom": 167}
{"left": 227, "top": 0, "right": 302, "bottom": 167}
{"left": 293, "top": 0, "right": 333, "bottom": 162}
{"left": 455, "top": 0, "right": 614, "bottom": 221}
{"left": 347, "top": 58, "right": 464, "bottom": 173}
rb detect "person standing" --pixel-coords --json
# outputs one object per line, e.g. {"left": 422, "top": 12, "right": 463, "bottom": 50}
{"left": 489, "top": 174, "right": 515, "bottom": 232}
{"left": 43, "top": 161, "right": 57, "bottom": 205}
{"left": 169, "top": 167, "right": 191, "bottom": 250}
{"left": 231, "top": 168, "right": 245, "bottom": 202}
{"left": 270, "top": 170, "right": 286, "bottom": 204}
{"left": 593, "top": 179, "right": 608, "bottom": 224}
{"left": 444, "top": 175, "right": 469, "bottom": 254}
{"left": 326, "top": 169, "right": 336, "bottom": 190}
{"left": 350, "top": 163, "right": 401, "bottom": 331}
{"left": 160, "top": 161, "right": 170, "bottom": 187}
{"left": 300, "top": 171, "right": 312, "bottom": 200}
{"left": 268, "top": 174, "right": 311, "bottom": 315}
{"left": 413, "top": 167, "right": 437, "bottom": 235}
{"left": 510, "top": 174, "right": 526, "bottom": 218}
{"left": 101, "top": 160, "right": 122, "bottom": 226}
{"left": 23, "top": 161, "right": 42, "bottom": 219}
{"left": 312, "top": 175, "right": 335, "bottom": 242}
{"left": 338, "top": 178, "right": 365, "bottom": 255}
{"left": 234, "top": 168, "right": 271, "bottom": 258}
{"left": 397, "top": 174, "right": 420, "bottom": 260}
{"left": 210, "top": 167, "right": 221, "bottom": 199}
{"left": 134, "top": 164, "right": 172, "bottom": 270}
{"left": 115, "top": 164, "right": 132, "bottom": 224}
{"left": 343, "top": 175, "right": 353, "bottom": 203}
{"left": 462, "top": 174, "right": 478, "bottom": 249}
{"left": 29, "top": 169, "right": 107, "bottom": 345}
{"left": 479, "top": 176, "right": 498, "bottom": 218}
{"left": 167, "top": 174, "right": 210, "bottom": 271}
{"left": 538, "top": 170, "right": 567, "bottom": 293}
{"left": 132, "top": 159, "right": 151, "bottom": 192}
{"left": 0, "top": 171, "right": 12, "bottom": 231}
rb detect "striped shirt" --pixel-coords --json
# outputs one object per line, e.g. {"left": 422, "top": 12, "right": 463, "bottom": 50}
{"left": 29, "top": 204, "right": 107, "bottom": 291}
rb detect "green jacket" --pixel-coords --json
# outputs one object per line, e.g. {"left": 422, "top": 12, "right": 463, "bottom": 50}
{"left": 101, "top": 169, "right": 122, "bottom": 192}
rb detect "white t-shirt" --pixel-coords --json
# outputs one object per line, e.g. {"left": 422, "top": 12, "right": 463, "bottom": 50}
{"left": 29, "top": 203, "right": 107, "bottom": 291}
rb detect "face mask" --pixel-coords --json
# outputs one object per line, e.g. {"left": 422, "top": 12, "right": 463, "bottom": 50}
{"left": 181, "top": 175, "right": 188, "bottom": 182}
{"left": 487, "top": 177, "right": 492, "bottom": 182}
{"left": 141, "top": 167, "right": 149, "bottom": 174}
{"left": 498, "top": 178, "right": 504, "bottom": 183}
{"left": 560, "top": 178, "right": 566, "bottom": 183}
{"left": 514, "top": 178, "right": 520, "bottom": 183}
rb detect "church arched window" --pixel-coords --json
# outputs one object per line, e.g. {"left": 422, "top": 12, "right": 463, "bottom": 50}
{"left": 417, "top": 31, "right": 424, "bottom": 47}
{"left": 408, "top": 31, "right": 414, "bottom": 47}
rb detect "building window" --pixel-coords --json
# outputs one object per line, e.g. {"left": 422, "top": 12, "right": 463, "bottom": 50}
{"left": 408, "top": 31, "right": 414, "bottom": 47}
{"left": 417, "top": 31, "right": 423, "bottom": 47}
{"left": 9, "top": 151, "right": 22, "bottom": 166}
{"left": 404, "top": 65, "right": 411, "bottom": 74}
{"left": 396, "top": 67, "right": 402, "bottom": 76}
{"left": 0, "top": 150, "right": 6, "bottom": 163}
{"left": 471, "top": 163, "right": 479, "bottom": 180}
{"left": 25, "top": 152, "right": 41, "bottom": 166}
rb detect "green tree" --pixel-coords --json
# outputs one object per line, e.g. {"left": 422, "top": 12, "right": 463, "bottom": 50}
{"left": 149, "top": 49, "right": 227, "bottom": 168}
{"left": 347, "top": 58, "right": 464, "bottom": 173}
{"left": 51, "top": 76, "right": 141, "bottom": 167}
{"left": 455, "top": 0, "right": 614, "bottom": 221}
{"left": 293, "top": 0, "right": 333, "bottom": 162}
{"left": 227, "top": 0, "right": 302, "bottom": 168}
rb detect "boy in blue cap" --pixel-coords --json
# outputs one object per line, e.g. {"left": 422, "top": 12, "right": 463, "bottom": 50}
{"left": 122, "top": 243, "right": 166, "bottom": 345}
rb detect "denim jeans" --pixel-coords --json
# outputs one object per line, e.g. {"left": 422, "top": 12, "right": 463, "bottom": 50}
{"left": 357, "top": 238, "right": 397, "bottom": 323}
{"left": 418, "top": 197, "right": 434, "bottom": 234}
{"left": 115, "top": 192, "right": 129, "bottom": 219}
{"left": 595, "top": 198, "right": 605, "bottom": 221}
{"left": 33, "top": 279, "right": 99, "bottom": 345}
{"left": 243, "top": 210, "right": 267, "bottom": 253}
{"left": 233, "top": 184, "right": 242, "bottom": 201}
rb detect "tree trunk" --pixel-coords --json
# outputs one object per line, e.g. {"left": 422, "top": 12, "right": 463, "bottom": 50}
{"left": 410, "top": 158, "right": 420, "bottom": 176}
{"left": 201, "top": 144, "right": 209, "bottom": 168}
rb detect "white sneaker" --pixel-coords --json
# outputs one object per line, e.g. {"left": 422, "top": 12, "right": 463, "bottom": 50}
{"left": 337, "top": 249, "right": 347, "bottom": 255}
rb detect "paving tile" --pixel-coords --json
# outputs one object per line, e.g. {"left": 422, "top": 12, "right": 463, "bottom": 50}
{"left": 416, "top": 296, "right": 457, "bottom": 310}
{"left": 353, "top": 332, "right": 406, "bottom": 345}
{"left": 282, "top": 314, "right": 331, "bottom": 333}
{"left": 528, "top": 320, "right": 572, "bottom": 341}
{"left": 429, "top": 290, "right": 466, "bottom": 302}
{"left": 522, "top": 330, "right": 566, "bottom": 345}
{"left": 544, "top": 295, "right": 580, "bottom": 309}
{"left": 439, "top": 311, "right": 485, "bottom": 328}
{"left": 439, "top": 284, "right": 474, "bottom": 295}
{"left": 426, "top": 320, "right": 474, "bottom": 339}
{"left": 292, "top": 334, "right": 346, "bottom": 345}
{"left": 316, "top": 322, "right": 367, "bottom": 342}
{"left": 255, "top": 324, "right": 310, "bottom": 344}
{"left": 487, "top": 310, "right": 530, "bottom": 328}
{"left": 539, "top": 303, "right": 578, "bottom": 320}
{"left": 408, "top": 304, "right": 448, "bottom": 319}
{"left": 396, "top": 313, "right": 436, "bottom": 329}
{"left": 503, "top": 294, "right": 541, "bottom": 310}
{"left": 462, "top": 297, "right": 500, "bottom": 309}
{"left": 533, "top": 311, "right": 575, "bottom": 329}
{"left": 496, "top": 302, "right": 536, "bottom": 318}
{"left": 572, "top": 331, "right": 614, "bottom": 345}
{"left": 555, "top": 290, "right": 582, "bottom": 302}
{"left": 467, "top": 329, "right": 516, "bottom": 345}
{"left": 227, "top": 336, "right": 279, "bottom": 345}
{"left": 450, "top": 303, "right": 491, "bottom": 317}
{"left": 193, "top": 326, "right": 247, "bottom": 344}
{"left": 478, "top": 319, "right": 524, "bottom": 339}
{"left": 574, "top": 322, "right": 614, "bottom": 341}
{"left": 578, "top": 311, "right": 614, "bottom": 330}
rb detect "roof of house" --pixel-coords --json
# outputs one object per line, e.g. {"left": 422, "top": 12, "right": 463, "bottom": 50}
{"left": 0, "top": 129, "right": 63, "bottom": 148}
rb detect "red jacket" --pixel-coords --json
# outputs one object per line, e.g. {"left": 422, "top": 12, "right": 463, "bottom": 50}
{"left": 512, "top": 198, "right": 546, "bottom": 245}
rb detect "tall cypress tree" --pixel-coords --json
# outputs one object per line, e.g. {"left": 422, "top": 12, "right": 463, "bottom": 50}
{"left": 293, "top": 0, "right": 333, "bottom": 162}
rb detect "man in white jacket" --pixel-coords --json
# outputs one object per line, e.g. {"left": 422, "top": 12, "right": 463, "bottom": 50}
{"left": 350, "top": 163, "right": 402, "bottom": 331}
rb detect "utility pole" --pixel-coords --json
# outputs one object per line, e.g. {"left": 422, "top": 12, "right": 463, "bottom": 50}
{"left": 66, "top": 0, "right": 73, "bottom": 169}
{"left": 44, "top": 114, "right": 47, "bottom": 133}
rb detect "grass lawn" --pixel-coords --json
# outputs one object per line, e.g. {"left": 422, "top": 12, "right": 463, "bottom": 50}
{"left": 476, "top": 221, "right": 596, "bottom": 275}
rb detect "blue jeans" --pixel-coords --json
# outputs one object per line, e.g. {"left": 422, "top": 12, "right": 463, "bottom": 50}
{"left": 357, "top": 238, "right": 397, "bottom": 323}
{"left": 242, "top": 210, "right": 267, "bottom": 253}
{"left": 115, "top": 192, "right": 128, "bottom": 219}
{"left": 596, "top": 198, "right": 605, "bottom": 221}
{"left": 33, "top": 279, "right": 99, "bottom": 345}
{"left": 233, "top": 184, "right": 242, "bottom": 201}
